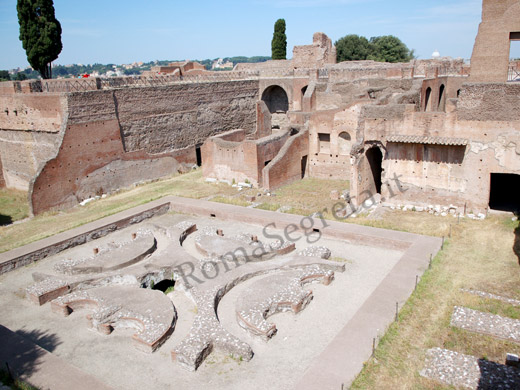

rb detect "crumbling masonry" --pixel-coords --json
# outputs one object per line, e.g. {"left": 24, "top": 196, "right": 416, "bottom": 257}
{"left": 1, "top": 0, "right": 520, "bottom": 215}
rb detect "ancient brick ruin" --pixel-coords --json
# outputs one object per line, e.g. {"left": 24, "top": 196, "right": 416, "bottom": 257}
{"left": 1, "top": 0, "right": 520, "bottom": 216}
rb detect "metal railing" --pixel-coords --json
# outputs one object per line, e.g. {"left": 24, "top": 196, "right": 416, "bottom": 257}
{"left": 508, "top": 66, "right": 520, "bottom": 82}
{"left": 18, "top": 68, "right": 334, "bottom": 94}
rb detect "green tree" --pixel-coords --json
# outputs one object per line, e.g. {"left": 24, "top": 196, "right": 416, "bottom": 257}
{"left": 0, "top": 71, "right": 10, "bottom": 81}
{"left": 271, "top": 19, "right": 287, "bottom": 60}
{"left": 335, "top": 34, "right": 371, "bottom": 62}
{"left": 367, "top": 35, "right": 414, "bottom": 63}
{"left": 335, "top": 33, "right": 414, "bottom": 63}
{"left": 17, "top": 0, "right": 62, "bottom": 79}
{"left": 14, "top": 72, "right": 28, "bottom": 80}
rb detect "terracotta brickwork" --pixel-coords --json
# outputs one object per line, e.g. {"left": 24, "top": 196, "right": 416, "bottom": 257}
{"left": 470, "top": 0, "right": 520, "bottom": 82}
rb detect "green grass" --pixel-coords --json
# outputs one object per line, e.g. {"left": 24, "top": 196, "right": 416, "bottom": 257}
{"left": 0, "top": 170, "right": 237, "bottom": 253}
{"left": 0, "top": 188, "right": 29, "bottom": 225}
{"left": 0, "top": 369, "right": 38, "bottom": 390}
{"left": 350, "top": 216, "right": 520, "bottom": 389}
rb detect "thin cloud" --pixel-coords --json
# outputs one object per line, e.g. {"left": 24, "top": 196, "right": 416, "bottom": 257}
{"left": 255, "top": 0, "right": 377, "bottom": 8}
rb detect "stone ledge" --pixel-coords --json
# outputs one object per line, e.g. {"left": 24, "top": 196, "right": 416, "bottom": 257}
{"left": 0, "top": 200, "right": 170, "bottom": 275}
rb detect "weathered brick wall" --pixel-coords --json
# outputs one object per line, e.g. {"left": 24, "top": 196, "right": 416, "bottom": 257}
{"left": 263, "top": 130, "right": 309, "bottom": 190}
{"left": 202, "top": 129, "right": 289, "bottom": 186}
{"left": 457, "top": 83, "right": 520, "bottom": 121}
{"left": 27, "top": 80, "right": 259, "bottom": 214}
{"left": 116, "top": 81, "right": 258, "bottom": 153}
{"left": 0, "top": 93, "right": 66, "bottom": 190}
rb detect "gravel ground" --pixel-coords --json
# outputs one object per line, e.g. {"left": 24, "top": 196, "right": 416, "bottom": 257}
{"left": 421, "top": 348, "right": 520, "bottom": 389}
{"left": 461, "top": 289, "right": 520, "bottom": 307}
{"left": 451, "top": 306, "right": 520, "bottom": 343}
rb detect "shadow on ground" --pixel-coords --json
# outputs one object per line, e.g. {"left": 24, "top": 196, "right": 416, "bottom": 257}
{"left": 0, "top": 214, "right": 13, "bottom": 226}
{"left": 0, "top": 326, "right": 61, "bottom": 384}
{"left": 477, "top": 358, "right": 520, "bottom": 389}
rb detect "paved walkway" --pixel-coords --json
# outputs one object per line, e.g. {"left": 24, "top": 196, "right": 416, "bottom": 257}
{"left": 0, "top": 324, "right": 113, "bottom": 390}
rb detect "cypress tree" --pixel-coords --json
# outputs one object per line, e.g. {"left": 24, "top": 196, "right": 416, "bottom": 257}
{"left": 271, "top": 19, "right": 287, "bottom": 60}
{"left": 17, "top": 0, "right": 62, "bottom": 79}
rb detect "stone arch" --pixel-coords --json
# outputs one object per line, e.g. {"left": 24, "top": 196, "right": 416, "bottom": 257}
{"left": 261, "top": 85, "right": 289, "bottom": 114}
{"left": 338, "top": 131, "right": 352, "bottom": 155}
{"left": 424, "top": 87, "right": 432, "bottom": 112}
{"left": 300, "top": 85, "right": 308, "bottom": 110}
{"left": 438, "top": 84, "right": 446, "bottom": 111}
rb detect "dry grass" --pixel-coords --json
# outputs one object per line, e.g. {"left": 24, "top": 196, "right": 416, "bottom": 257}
{"left": 350, "top": 216, "right": 520, "bottom": 389}
{"left": 211, "top": 196, "right": 251, "bottom": 207}
{"left": 0, "top": 170, "right": 236, "bottom": 253}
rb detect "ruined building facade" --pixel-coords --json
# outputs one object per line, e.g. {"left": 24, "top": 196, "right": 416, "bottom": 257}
{"left": 1, "top": 0, "right": 519, "bottom": 215}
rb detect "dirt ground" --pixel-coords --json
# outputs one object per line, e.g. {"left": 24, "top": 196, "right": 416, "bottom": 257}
{"left": 0, "top": 213, "right": 404, "bottom": 390}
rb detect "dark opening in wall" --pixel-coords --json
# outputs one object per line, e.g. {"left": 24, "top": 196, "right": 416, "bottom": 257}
{"left": 152, "top": 279, "right": 175, "bottom": 293}
{"left": 438, "top": 84, "right": 446, "bottom": 111}
{"left": 424, "top": 87, "right": 432, "bottom": 111}
{"left": 196, "top": 145, "right": 202, "bottom": 166}
{"left": 264, "top": 160, "right": 272, "bottom": 166}
{"left": 489, "top": 173, "right": 520, "bottom": 212}
{"left": 301, "top": 155, "right": 308, "bottom": 178}
{"left": 366, "top": 147, "right": 383, "bottom": 194}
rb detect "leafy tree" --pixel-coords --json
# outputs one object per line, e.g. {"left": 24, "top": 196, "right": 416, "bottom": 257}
{"left": 0, "top": 71, "right": 10, "bottom": 81}
{"left": 17, "top": 0, "right": 62, "bottom": 79}
{"left": 335, "top": 35, "right": 371, "bottom": 62}
{"left": 14, "top": 72, "right": 27, "bottom": 80}
{"left": 271, "top": 19, "right": 287, "bottom": 60}
{"left": 368, "top": 35, "right": 414, "bottom": 63}
{"left": 335, "top": 34, "right": 414, "bottom": 63}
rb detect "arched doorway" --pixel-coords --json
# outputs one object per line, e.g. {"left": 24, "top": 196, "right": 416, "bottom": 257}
{"left": 438, "top": 84, "right": 446, "bottom": 111}
{"left": 424, "top": 87, "right": 432, "bottom": 111}
{"left": 261, "top": 85, "right": 289, "bottom": 114}
{"left": 366, "top": 147, "right": 383, "bottom": 194}
{"left": 301, "top": 85, "right": 308, "bottom": 110}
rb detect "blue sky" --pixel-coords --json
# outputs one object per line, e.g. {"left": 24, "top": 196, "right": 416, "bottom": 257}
{"left": 0, "top": 0, "right": 488, "bottom": 69}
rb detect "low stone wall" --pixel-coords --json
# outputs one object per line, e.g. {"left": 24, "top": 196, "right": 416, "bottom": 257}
{"left": 0, "top": 201, "right": 170, "bottom": 275}
{"left": 263, "top": 129, "right": 309, "bottom": 190}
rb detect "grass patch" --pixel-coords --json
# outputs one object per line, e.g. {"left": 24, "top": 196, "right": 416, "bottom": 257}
{"left": 350, "top": 215, "right": 520, "bottom": 389}
{"left": 255, "top": 178, "right": 349, "bottom": 217}
{"left": 0, "top": 170, "right": 237, "bottom": 253}
{"left": 0, "top": 188, "right": 29, "bottom": 225}
{"left": 255, "top": 203, "right": 281, "bottom": 211}
{"left": 210, "top": 196, "right": 250, "bottom": 207}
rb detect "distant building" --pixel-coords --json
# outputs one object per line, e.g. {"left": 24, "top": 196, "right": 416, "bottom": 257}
{"left": 211, "top": 58, "right": 234, "bottom": 70}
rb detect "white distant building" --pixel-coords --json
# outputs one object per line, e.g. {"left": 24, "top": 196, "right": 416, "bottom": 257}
{"left": 211, "top": 58, "right": 233, "bottom": 70}
{"left": 432, "top": 50, "right": 440, "bottom": 59}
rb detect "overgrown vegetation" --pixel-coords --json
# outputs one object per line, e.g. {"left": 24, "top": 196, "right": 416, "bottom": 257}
{"left": 0, "top": 368, "right": 38, "bottom": 390}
